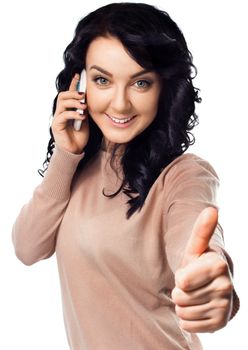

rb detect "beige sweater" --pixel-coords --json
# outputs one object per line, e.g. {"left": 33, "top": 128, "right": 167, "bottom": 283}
{"left": 12, "top": 145, "right": 239, "bottom": 350}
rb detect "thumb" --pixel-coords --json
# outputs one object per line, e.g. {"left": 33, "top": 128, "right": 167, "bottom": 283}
{"left": 181, "top": 206, "right": 219, "bottom": 267}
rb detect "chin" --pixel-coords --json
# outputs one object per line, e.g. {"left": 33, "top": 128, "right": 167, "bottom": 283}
{"left": 103, "top": 134, "right": 135, "bottom": 145}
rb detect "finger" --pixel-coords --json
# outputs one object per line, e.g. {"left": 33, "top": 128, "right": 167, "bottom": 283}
{"left": 176, "top": 252, "right": 228, "bottom": 291}
{"left": 52, "top": 110, "right": 86, "bottom": 130}
{"left": 172, "top": 286, "right": 211, "bottom": 307}
{"left": 55, "top": 99, "right": 87, "bottom": 116}
{"left": 179, "top": 304, "right": 230, "bottom": 333}
{"left": 179, "top": 318, "right": 219, "bottom": 333}
{"left": 172, "top": 274, "right": 232, "bottom": 307}
{"left": 55, "top": 100, "right": 87, "bottom": 117}
{"left": 57, "top": 90, "right": 86, "bottom": 102}
{"left": 175, "top": 302, "right": 213, "bottom": 321}
{"left": 69, "top": 73, "right": 80, "bottom": 91}
{"left": 182, "top": 207, "right": 218, "bottom": 265}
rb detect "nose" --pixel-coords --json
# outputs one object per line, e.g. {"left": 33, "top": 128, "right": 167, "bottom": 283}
{"left": 110, "top": 86, "right": 132, "bottom": 114}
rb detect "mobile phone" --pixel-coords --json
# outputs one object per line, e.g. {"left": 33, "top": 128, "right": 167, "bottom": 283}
{"left": 74, "top": 69, "right": 87, "bottom": 131}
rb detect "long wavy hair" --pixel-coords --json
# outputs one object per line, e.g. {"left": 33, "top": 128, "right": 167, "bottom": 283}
{"left": 39, "top": 2, "right": 201, "bottom": 219}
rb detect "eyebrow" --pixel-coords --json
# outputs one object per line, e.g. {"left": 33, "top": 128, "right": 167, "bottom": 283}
{"left": 89, "top": 65, "right": 152, "bottom": 78}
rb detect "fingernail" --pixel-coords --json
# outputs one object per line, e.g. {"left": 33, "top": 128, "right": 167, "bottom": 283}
{"left": 80, "top": 99, "right": 85, "bottom": 104}
{"left": 78, "top": 92, "right": 84, "bottom": 95}
{"left": 78, "top": 109, "right": 84, "bottom": 115}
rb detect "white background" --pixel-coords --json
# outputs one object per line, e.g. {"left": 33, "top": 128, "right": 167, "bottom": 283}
{"left": 0, "top": 0, "right": 247, "bottom": 349}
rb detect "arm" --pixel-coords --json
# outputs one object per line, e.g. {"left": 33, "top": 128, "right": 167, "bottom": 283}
{"left": 12, "top": 145, "right": 85, "bottom": 266}
{"left": 163, "top": 154, "right": 239, "bottom": 328}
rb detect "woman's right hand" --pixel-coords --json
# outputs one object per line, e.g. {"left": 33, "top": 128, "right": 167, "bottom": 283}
{"left": 51, "top": 73, "right": 89, "bottom": 154}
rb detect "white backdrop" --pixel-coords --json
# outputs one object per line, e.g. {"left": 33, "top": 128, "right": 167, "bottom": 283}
{"left": 0, "top": 0, "right": 247, "bottom": 349}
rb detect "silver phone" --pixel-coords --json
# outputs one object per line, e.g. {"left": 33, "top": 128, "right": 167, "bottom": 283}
{"left": 74, "top": 69, "right": 87, "bottom": 131}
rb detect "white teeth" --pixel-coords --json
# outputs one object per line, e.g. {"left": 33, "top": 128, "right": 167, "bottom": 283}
{"left": 109, "top": 116, "right": 133, "bottom": 124}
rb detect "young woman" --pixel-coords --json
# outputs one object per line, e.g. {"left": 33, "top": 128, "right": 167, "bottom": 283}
{"left": 12, "top": 3, "right": 239, "bottom": 349}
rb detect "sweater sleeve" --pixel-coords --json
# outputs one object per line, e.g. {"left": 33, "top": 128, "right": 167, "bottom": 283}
{"left": 12, "top": 145, "right": 85, "bottom": 266}
{"left": 163, "top": 154, "right": 240, "bottom": 320}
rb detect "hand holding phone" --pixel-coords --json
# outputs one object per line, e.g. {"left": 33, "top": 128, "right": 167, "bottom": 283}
{"left": 74, "top": 69, "right": 87, "bottom": 131}
{"left": 52, "top": 71, "right": 89, "bottom": 154}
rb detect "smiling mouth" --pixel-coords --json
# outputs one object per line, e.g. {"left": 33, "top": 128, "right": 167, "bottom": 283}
{"left": 106, "top": 114, "right": 136, "bottom": 124}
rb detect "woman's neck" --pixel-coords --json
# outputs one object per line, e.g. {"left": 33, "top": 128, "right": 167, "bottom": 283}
{"left": 101, "top": 138, "right": 126, "bottom": 155}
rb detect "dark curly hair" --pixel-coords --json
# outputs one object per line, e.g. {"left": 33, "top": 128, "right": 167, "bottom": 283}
{"left": 39, "top": 2, "right": 201, "bottom": 219}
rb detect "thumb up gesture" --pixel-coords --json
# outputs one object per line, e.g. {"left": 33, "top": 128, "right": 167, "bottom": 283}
{"left": 171, "top": 207, "right": 233, "bottom": 333}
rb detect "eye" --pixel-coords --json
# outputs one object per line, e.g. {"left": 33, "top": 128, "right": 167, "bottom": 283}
{"left": 92, "top": 76, "right": 152, "bottom": 89}
{"left": 93, "top": 76, "right": 109, "bottom": 86}
{"left": 134, "top": 79, "right": 152, "bottom": 89}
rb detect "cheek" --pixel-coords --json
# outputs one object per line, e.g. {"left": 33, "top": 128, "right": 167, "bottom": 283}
{"left": 86, "top": 89, "right": 106, "bottom": 114}
{"left": 139, "top": 95, "right": 159, "bottom": 119}
{"left": 135, "top": 86, "right": 160, "bottom": 114}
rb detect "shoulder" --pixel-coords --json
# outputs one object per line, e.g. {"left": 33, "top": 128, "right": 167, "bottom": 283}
{"left": 164, "top": 152, "right": 218, "bottom": 178}
{"left": 166, "top": 152, "right": 217, "bottom": 174}
{"left": 155, "top": 152, "right": 220, "bottom": 192}
{"left": 153, "top": 153, "right": 221, "bottom": 211}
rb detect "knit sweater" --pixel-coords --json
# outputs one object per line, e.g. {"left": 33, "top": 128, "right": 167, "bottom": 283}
{"left": 12, "top": 145, "right": 239, "bottom": 350}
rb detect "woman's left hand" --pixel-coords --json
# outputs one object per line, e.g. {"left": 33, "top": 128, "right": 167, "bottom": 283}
{"left": 171, "top": 207, "right": 234, "bottom": 333}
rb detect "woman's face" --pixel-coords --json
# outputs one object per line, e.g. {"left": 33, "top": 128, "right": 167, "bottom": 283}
{"left": 85, "top": 35, "right": 161, "bottom": 150}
